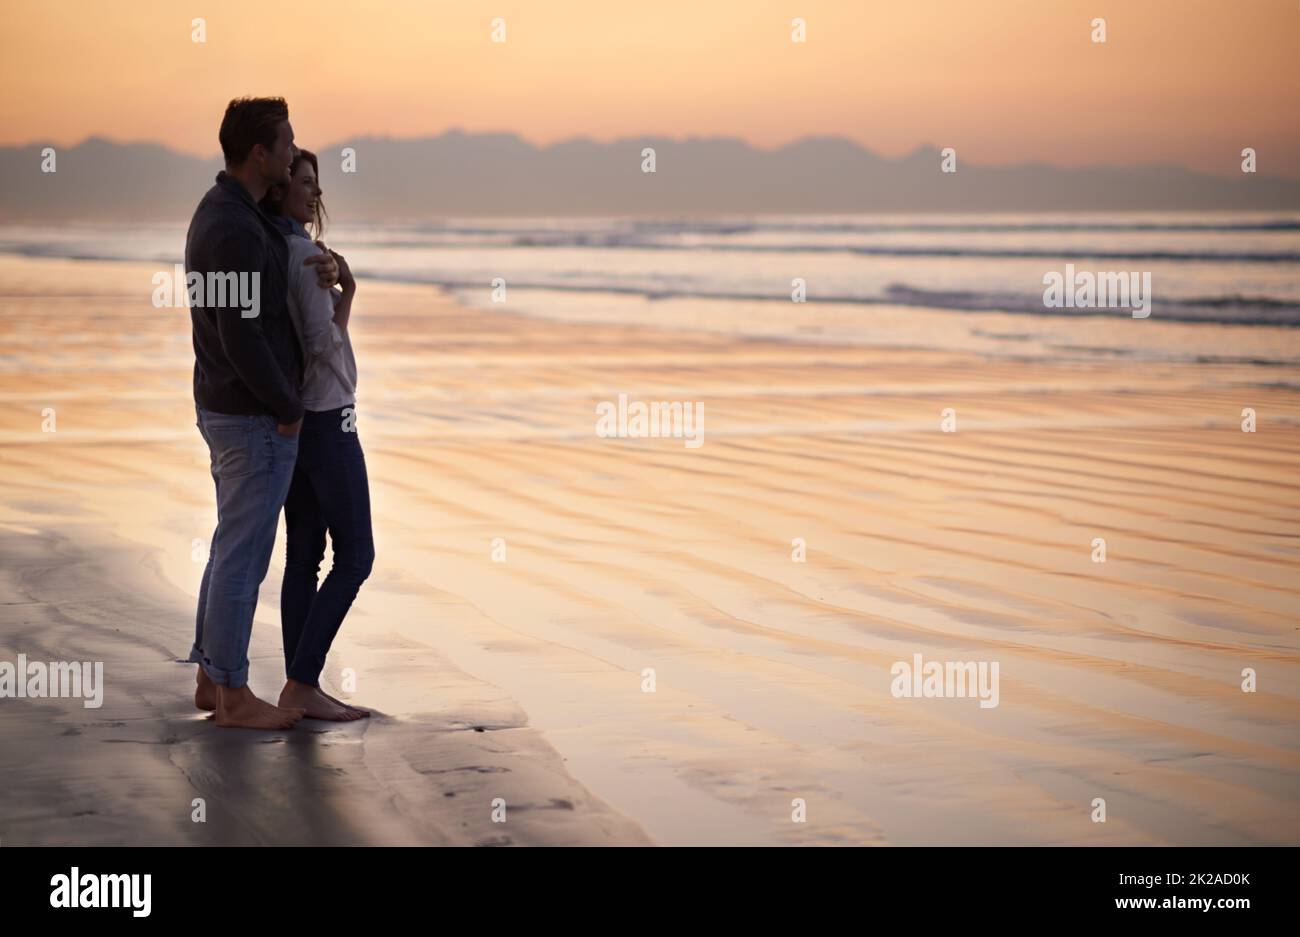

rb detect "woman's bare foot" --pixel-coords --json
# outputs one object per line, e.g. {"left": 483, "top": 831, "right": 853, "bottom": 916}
{"left": 319, "top": 689, "right": 371, "bottom": 717}
{"left": 195, "top": 666, "right": 216, "bottom": 711}
{"left": 279, "top": 678, "right": 366, "bottom": 721}
{"left": 214, "top": 684, "right": 305, "bottom": 730}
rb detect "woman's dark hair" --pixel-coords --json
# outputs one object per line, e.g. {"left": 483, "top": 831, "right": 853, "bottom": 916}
{"left": 259, "top": 149, "right": 328, "bottom": 240}
{"left": 219, "top": 97, "right": 288, "bottom": 167}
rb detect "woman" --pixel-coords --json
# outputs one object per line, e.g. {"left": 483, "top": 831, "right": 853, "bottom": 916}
{"left": 260, "top": 150, "right": 372, "bottom": 721}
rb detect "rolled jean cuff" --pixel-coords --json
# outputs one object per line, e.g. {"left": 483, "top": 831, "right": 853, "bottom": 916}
{"left": 187, "top": 645, "right": 249, "bottom": 689}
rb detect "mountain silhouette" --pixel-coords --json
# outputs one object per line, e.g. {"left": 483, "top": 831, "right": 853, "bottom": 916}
{"left": 1, "top": 132, "right": 1295, "bottom": 220}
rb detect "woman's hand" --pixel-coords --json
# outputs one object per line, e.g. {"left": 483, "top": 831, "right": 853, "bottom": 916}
{"left": 330, "top": 248, "right": 355, "bottom": 294}
{"left": 327, "top": 248, "right": 356, "bottom": 330}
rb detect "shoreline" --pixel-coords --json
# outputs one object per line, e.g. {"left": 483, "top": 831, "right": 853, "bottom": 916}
{"left": 1, "top": 245, "right": 1299, "bottom": 366}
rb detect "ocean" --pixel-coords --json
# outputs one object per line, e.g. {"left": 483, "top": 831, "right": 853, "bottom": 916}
{"left": 3, "top": 212, "right": 1298, "bottom": 364}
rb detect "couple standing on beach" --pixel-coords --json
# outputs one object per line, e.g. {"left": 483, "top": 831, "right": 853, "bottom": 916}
{"left": 184, "top": 97, "right": 372, "bottom": 729}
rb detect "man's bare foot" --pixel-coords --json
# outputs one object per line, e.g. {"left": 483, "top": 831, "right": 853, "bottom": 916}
{"left": 279, "top": 678, "right": 366, "bottom": 721}
{"left": 214, "top": 684, "right": 305, "bottom": 729}
{"left": 195, "top": 666, "right": 216, "bottom": 712}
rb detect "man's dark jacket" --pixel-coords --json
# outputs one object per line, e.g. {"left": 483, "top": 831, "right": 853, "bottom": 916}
{"left": 185, "top": 171, "right": 303, "bottom": 424}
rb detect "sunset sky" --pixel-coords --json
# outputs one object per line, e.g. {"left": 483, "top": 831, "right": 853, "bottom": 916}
{"left": 2, "top": 0, "right": 1298, "bottom": 177}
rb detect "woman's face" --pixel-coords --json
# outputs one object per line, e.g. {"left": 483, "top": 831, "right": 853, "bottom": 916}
{"left": 280, "top": 159, "right": 320, "bottom": 227}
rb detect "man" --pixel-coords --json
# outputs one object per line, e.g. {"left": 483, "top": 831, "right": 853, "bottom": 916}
{"left": 185, "top": 97, "right": 338, "bottom": 729}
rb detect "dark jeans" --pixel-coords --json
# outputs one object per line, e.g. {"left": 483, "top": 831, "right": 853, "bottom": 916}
{"left": 191, "top": 406, "right": 298, "bottom": 688}
{"left": 280, "top": 406, "right": 374, "bottom": 686}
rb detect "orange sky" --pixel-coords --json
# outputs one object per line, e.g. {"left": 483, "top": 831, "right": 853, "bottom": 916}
{"left": 2, "top": 0, "right": 1298, "bottom": 177}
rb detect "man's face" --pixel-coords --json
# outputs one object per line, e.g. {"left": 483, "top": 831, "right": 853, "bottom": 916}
{"left": 261, "top": 119, "right": 297, "bottom": 185}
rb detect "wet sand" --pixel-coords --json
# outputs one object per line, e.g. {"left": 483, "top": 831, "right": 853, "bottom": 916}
{"left": 1, "top": 254, "right": 1298, "bottom": 845}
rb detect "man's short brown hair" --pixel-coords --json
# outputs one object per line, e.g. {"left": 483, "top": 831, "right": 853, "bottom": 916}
{"left": 219, "top": 97, "right": 289, "bottom": 167}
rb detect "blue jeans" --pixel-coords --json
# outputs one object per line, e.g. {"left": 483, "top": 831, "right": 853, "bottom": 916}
{"left": 190, "top": 406, "right": 299, "bottom": 688}
{"left": 280, "top": 407, "right": 374, "bottom": 686}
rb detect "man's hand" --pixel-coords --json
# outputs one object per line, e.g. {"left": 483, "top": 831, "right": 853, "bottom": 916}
{"left": 304, "top": 240, "right": 339, "bottom": 287}
{"left": 276, "top": 416, "right": 303, "bottom": 437}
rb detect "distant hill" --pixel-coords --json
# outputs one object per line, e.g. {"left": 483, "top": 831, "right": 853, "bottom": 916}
{"left": 1, "top": 132, "right": 1296, "bottom": 221}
